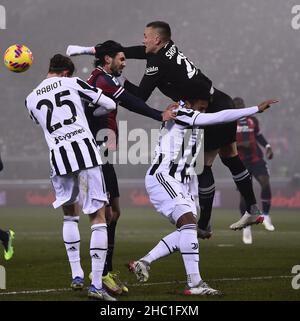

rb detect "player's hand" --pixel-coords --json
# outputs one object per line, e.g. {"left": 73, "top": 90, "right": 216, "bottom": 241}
{"left": 162, "top": 103, "right": 178, "bottom": 121}
{"left": 166, "top": 102, "right": 179, "bottom": 111}
{"left": 258, "top": 99, "right": 279, "bottom": 112}
{"left": 266, "top": 145, "right": 274, "bottom": 159}
{"left": 66, "top": 45, "right": 95, "bottom": 56}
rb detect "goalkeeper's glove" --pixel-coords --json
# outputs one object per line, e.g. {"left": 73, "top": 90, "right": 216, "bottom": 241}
{"left": 66, "top": 45, "right": 95, "bottom": 56}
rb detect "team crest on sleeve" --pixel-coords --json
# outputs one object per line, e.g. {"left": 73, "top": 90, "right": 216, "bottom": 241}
{"left": 112, "top": 77, "right": 120, "bottom": 86}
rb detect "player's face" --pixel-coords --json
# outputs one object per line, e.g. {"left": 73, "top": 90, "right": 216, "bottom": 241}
{"left": 187, "top": 99, "right": 209, "bottom": 113}
{"left": 110, "top": 52, "right": 126, "bottom": 76}
{"left": 233, "top": 98, "right": 245, "bottom": 109}
{"left": 143, "top": 27, "right": 160, "bottom": 53}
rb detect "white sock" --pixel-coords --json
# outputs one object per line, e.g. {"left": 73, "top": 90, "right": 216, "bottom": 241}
{"left": 179, "top": 224, "right": 201, "bottom": 288}
{"left": 90, "top": 223, "right": 107, "bottom": 289}
{"left": 63, "top": 216, "right": 84, "bottom": 279}
{"left": 141, "top": 230, "right": 180, "bottom": 264}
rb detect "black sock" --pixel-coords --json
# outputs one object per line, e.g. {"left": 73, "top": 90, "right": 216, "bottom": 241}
{"left": 261, "top": 184, "right": 271, "bottom": 214}
{"left": 239, "top": 196, "right": 247, "bottom": 216}
{"left": 0, "top": 229, "right": 8, "bottom": 249}
{"left": 221, "top": 155, "right": 256, "bottom": 212}
{"left": 197, "top": 165, "right": 215, "bottom": 230}
{"left": 104, "top": 220, "right": 117, "bottom": 274}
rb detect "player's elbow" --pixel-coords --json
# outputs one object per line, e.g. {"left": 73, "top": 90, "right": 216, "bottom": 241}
{"left": 99, "top": 94, "right": 117, "bottom": 111}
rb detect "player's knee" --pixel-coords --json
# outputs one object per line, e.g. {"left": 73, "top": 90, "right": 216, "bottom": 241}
{"left": 204, "top": 150, "right": 218, "bottom": 166}
{"left": 89, "top": 206, "right": 106, "bottom": 225}
{"left": 258, "top": 175, "right": 270, "bottom": 188}
{"left": 111, "top": 209, "right": 120, "bottom": 222}
{"left": 62, "top": 202, "right": 78, "bottom": 216}
{"left": 219, "top": 143, "right": 238, "bottom": 158}
{"left": 220, "top": 154, "right": 244, "bottom": 169}
{"left": 176, "top": 212, "right": 196, "bottom": 229}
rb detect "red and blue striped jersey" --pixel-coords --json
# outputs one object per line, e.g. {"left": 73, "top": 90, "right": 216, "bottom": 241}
{"left": 236, "top": 116, "right": 268, "bottom": 164}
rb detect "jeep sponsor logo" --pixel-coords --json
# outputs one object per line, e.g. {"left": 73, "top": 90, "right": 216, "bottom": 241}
{"left": 54, "top": 128, "right": 85, "bottom": 144}
{"left": 145, "top": 66, "right": 159, "bottom": 76}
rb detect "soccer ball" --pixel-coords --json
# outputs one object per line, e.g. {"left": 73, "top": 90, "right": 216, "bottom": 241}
{"left": 3, "top": 44, "right": 33, "bottom": 72}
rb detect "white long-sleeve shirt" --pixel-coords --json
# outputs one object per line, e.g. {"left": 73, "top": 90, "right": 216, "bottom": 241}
{"left": 147, "top": 102, "right": 259, "bottom": 182}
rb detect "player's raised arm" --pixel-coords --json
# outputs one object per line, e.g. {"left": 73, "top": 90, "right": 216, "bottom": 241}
{"left": 66, "top": 45, "right": 95, "bottom": 56}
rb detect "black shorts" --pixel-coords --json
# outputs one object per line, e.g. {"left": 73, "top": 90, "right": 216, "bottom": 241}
{"left": 204, "top": 89, "right": 237, "bottom": 151}
{"left": 102, "top": 162, "right": 120, "bottom": 205}
{"left": 244, "top": 159, "right": 270, "bottom": 178}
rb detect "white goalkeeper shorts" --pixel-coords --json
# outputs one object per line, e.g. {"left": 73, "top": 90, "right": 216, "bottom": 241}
{"left": 51, "top": 166, "right": 108, "bottom": 214}
{"left": 145, "top": 173, "right": 197, "bottom": 224}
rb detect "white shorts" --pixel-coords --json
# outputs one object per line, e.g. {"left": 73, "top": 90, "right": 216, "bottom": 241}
{"left": 145, "top": 173, "right": 197, "bottom": 224}
{"left": 51, "top": 166, "right": 108, "bottom": 214}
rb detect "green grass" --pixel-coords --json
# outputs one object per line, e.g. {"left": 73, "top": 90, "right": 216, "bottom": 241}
{"left": 0, "top": 207, "right": 299, "bottom": 301}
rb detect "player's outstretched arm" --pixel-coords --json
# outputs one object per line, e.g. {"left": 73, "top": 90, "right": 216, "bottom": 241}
{"left": 190, "top": 99, "right": 279, "bottom": 127}
{"left": 66, "top": 44, "right": 147, "bottom": 60}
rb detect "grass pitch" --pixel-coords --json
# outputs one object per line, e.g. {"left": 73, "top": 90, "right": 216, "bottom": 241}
{"left": 0, "top": 207, "right": 299, "bottom": 301}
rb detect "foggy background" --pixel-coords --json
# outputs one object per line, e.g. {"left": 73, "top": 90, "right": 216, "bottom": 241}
{"left": 0, "top": 0, "right": 299, "bottom": 181}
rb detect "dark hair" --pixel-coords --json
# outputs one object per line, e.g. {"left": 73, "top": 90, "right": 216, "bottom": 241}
{"left": 233, "top": 97, "right": 245, "bottom": 107}
{"left": 48, "top": 54, "right": 75, "bottom": 76}
{"left": 146, "top": 21, "right": 171, "bottom": 42}
{"left": 94, "top": 40, "right": 123, "bottom": 67}
{"left": 180, "top": 81, "right": 212, "bottom": 101}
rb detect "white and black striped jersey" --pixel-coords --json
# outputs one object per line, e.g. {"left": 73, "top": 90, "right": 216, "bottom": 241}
{"left": 148, "top": 102, "right": 203, "bottom": 183}
{"left": 25, "top": 76, "right": 115, "bottom": 177}
{"left": 148, "top": 101, "right": 259, "bottom": 182}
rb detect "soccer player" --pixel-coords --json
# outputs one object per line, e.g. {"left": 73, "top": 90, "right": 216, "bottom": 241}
{"left": 127, "top": 84, "right": 277, "bottom": 295}
{"left": 0, "top": 154, "right": 15, "bottom": 260}
{"left": 66, "top": 21, "right": 265, "bottom": 233}
{"left": 25, "top": 54, "right": 117, "bottom": 301}
{"left": 0, "top": 229, "right": 14, "bottom": 260}
{"left": 84, "top": 40, "right": 175, "bottom": 295}
{"left": 234, "top": 97, "right": 275, "bottom": 245}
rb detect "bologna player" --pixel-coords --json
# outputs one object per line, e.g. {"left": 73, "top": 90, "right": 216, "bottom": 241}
{"left": 234, "top": 97, "right": 275, "bottom": 244}
{"left": 84, "top": 40, "right": 175, "bottom": 295}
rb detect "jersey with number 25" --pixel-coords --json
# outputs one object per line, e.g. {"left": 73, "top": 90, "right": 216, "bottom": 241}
{"left": 25, "top": 77, "right": 105, "bottom": 176}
